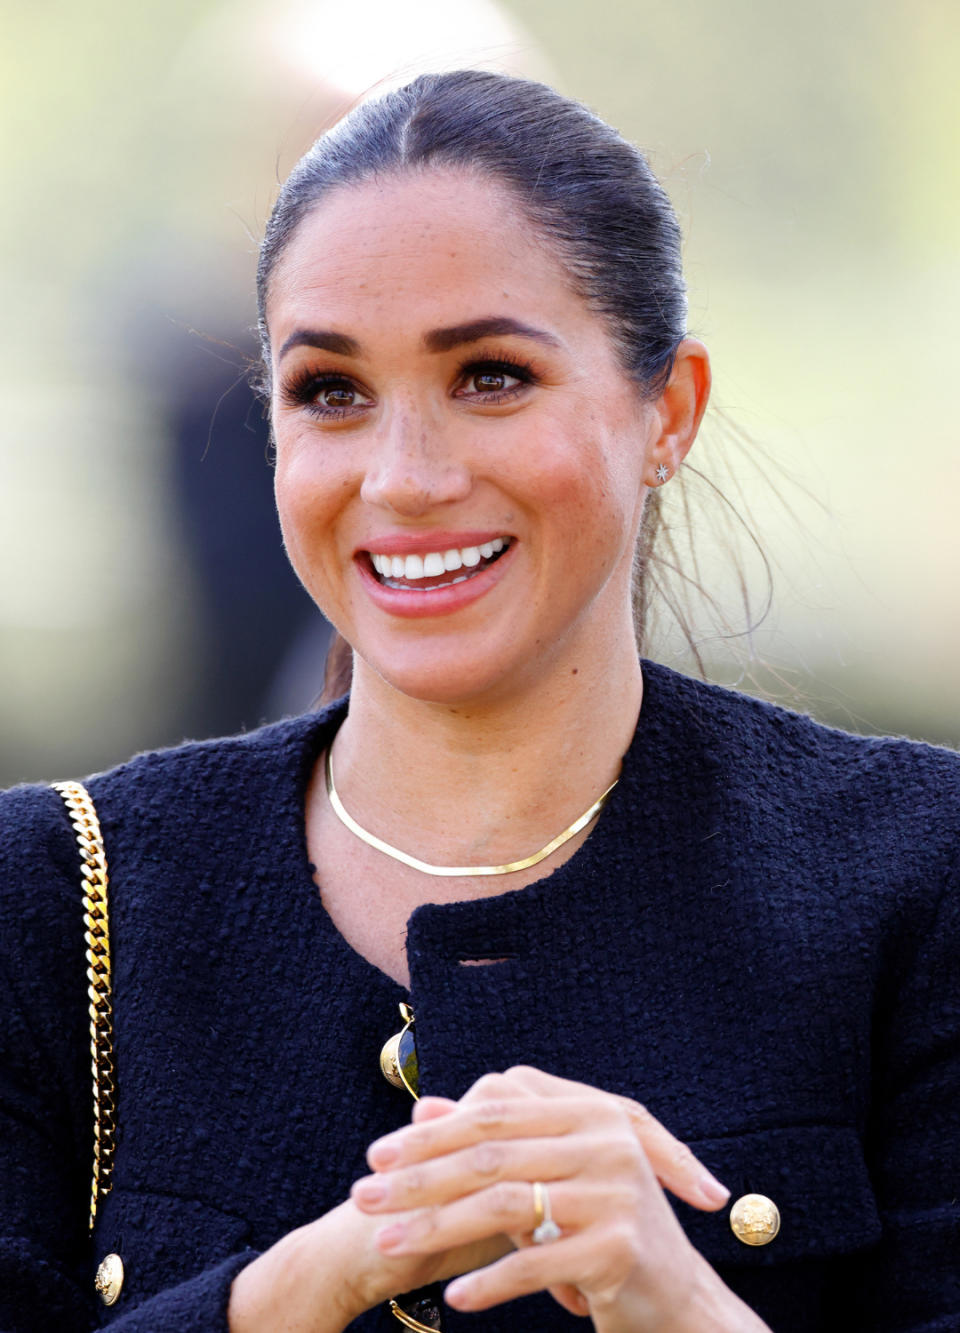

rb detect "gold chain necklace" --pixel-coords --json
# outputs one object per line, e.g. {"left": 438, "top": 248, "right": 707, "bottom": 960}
{"left": 325, "top": 747, "right": 618, "bottom": 877}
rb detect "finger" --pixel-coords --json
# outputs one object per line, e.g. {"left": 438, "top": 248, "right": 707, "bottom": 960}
{"left": 354, "top": 1134, "right": 591, "bottom": 1213}
{"left": 444, "top": 1234, "right": 596, "bottom": 1313}
{"left": 412, "top": 1096, "right": 458, "bottom": 1122}
{"left": 367, "top": 1092, "right": 621, "bottom": 1172}
{"left": 549, "top": 1283, "right": 591, "bottom": 1318}
{"left": 609, "top": 1094, "right": 729, "bottom": 1211}
{"left": 372, "top": 1086, "right": 727, "bottom": 1214}
{"left": 475, "top": 1069, "right": 729, "bottom": 1213}
{"left": 489, "top": 1069, "right": 730, "bottom": 1213}
{"left": 374, "top": 1179, "right": 613, "bottom": 1256}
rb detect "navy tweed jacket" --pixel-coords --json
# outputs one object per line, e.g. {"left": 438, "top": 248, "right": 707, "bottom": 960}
{"left": 1, "top": 660, "right": 958, "bottom": 1331}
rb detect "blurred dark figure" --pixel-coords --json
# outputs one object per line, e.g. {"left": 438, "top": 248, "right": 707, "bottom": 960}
{"left": 164, "top": 326, "right": 331, "bottom": 737}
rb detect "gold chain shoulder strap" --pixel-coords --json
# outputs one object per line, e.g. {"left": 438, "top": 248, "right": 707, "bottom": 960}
{"left": 389, "top": 1300, "right": 442, "bottom": 1331}
{"left": 51, "top": 780, "right": 116, "bottom": 1232}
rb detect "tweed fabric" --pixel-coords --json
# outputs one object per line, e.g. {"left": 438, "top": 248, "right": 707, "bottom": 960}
{"left": 0, "top": 660, "right": 958, "bottom": 1331}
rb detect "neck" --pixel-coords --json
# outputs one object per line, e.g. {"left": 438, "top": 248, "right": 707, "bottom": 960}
{"left": 329, "top": 631, "right": 644, "bottom": 871}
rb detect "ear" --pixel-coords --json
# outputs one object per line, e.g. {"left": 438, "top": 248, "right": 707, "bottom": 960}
{"left": 645, "top": 337, "right": 711, "bottom": 486}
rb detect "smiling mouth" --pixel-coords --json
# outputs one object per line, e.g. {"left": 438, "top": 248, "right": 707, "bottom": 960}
{"left": 366, "top": 538, "right": 512, "bottom": 591}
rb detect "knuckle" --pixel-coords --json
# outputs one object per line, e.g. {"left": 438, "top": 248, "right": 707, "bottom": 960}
{"left": 417, "top": 1204, "right": 441, "bottom": 1239}
{"left": 607, "top": 1131, "right": 643, "bottom": 1171}
{"left": 488, "top": 1181, "right": 519, "bottom": 1221}
{"left": 672, "top": 1141, "right": 697, "bottom": 1171}
{"left": 470, "top": 1141, "right": 503, "bottom": 1177}
{"left": 601, "top": 1222, "right": 643, "bottom": 1277}
{"left": 403, "top": 1167, "right": 426, "bottom": 1198}
{"left": 581, "top": 1247, "right": 620, "bottom": 1295}
{"left": 615, "top": 1221, "right": 643, "bottom": 1259}
{"left": 473, "top": 1073, "right": 509, "bottom": 1098}
{"left": 591, "top": 1127, "right": 644, "bottom": 1185}
{"left": 473, "top": 1097, "right": 510, "bottom": 1128}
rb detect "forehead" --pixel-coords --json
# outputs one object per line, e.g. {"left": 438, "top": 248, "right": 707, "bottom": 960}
{"left": 265, "top": 169, "right": 601, "bottom": 355}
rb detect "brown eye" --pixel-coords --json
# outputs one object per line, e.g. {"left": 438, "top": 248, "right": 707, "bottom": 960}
{"left": 280, "top": 370, "right": 372, "bottom": 418}
{"left": 321, "top": 385, "right": 357, "bottom": 408}
{"left": 458, "top": 365, "right": 526, "bottom": 397}
{"left": 474, "top": 371, "right": 508, "bottom": 392}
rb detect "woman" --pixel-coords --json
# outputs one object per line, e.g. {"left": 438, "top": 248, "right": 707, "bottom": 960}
{"left": 1, "top": 71, "right": 957, "bottom": 1333}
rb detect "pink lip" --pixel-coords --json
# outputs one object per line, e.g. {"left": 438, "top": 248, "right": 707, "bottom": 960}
{"left": 355, "top": 530, "right": 512, "bottom": 557}
{"left": 356, "top": 539, "right": 517, "bottom": 619}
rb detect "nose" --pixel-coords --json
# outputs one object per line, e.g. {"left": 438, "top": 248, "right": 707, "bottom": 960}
{"left": 360, "top": 405, "right": 472, "bottom": 517}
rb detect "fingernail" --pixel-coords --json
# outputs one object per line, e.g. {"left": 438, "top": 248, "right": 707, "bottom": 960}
{"left": 445, "top": 1279, "right": 468, "bottom": 1306}
{"left": 352, "top": 1178, "right": 387, "bottom": 1204}
{"left": 376, "top": 1223, "right": 405, "bottom": 1250}
{"left": 368, "top": 1137, "right": 400, "bottom": 1167}
{"left": 699, "top": 1171, "right": 731, "bottom": 1206}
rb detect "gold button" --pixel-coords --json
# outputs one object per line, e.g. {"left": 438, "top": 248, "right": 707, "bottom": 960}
{"left": 94, "top": 1253, "right": 124, "bottom": 1305}
{"left": 729, "top": 1193, "right": 781, "bottom": 1246}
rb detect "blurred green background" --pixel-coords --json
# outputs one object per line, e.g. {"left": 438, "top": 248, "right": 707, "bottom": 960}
{"left": 2, "top": 0, "right": 958, "bottom": 786}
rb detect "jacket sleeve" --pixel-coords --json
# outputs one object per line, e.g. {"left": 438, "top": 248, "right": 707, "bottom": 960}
{"left": 847, "top": 844, "right": 960, "bottom": 1331}
{"left": 0, "top": 783, "right": 260, "bottom": 1332}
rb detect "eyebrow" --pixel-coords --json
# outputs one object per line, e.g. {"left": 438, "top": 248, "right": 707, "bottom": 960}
{"left": 422, "top": 317, "right": 563, "bottom": 353}
{"left": 278, "top": 329, "right": 360, "bottom": 361}
{"left": 277, "top": 316, "right": 562, "bottom": 363}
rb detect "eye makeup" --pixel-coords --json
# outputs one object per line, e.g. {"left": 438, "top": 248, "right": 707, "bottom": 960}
{"left": 278, "top": 344, "right": 544, "bottom": 421}
{"left": 452, "top": 350, "right": 539, "bottom": 405}
{"left": 278, "top": 368, "right": 372, "bottom": 421}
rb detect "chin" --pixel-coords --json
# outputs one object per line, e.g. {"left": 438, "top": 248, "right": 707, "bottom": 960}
{"left": 365, "top": 646, "right": 532, "bottom": 709}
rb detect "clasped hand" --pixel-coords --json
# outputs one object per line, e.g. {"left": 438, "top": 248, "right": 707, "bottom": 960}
{"left": 351, "top": 1066, "right": 733, "bottom": 1330}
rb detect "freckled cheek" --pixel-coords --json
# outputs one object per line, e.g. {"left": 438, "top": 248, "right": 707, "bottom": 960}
{"left": 521, "top": 424, "right": 627, "bottom": 501}
{"left": 276, "top": 507, "right": 354, "bottom": 624}
{"left": 537, "top": 464, "right": 628, "bottom": 536}
{"left": 537, "top": 468, "right": 639, "bottom": 583}
{"left": 275, "top": 434, "right": 349, "bottom": 512}
{"left": 274, "top": 458, "right": 350, "bottom": 580}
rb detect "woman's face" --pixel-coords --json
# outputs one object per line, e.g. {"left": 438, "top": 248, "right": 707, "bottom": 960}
{"left": 267, "top": 169, "right": 674, "bottom": 705}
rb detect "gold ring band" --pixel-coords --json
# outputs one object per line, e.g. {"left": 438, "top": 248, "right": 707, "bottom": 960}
{"left": 532, "top": 1180, "right": 562, "bottom": 1244}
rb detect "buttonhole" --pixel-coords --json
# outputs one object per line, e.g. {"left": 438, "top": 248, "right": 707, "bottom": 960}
{"left": 455, "top": 954, "right": 516, "bottom": 967}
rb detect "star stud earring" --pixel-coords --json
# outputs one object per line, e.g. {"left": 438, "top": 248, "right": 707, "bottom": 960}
{"left": 655, "top": 463, "right": 670, "bottom": 484}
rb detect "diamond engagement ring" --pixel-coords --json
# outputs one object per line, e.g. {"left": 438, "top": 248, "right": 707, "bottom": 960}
{"left": 531, "top": 1181, "right": 561, "bottom": 1244}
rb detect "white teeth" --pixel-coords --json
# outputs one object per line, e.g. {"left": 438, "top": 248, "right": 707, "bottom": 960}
{"left": 369, "top": 538, "right": 510, "bottom": 583}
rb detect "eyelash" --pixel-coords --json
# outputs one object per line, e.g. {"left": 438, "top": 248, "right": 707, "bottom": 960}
{"left": 454, "top": 353, "right": 538, "bottom": 403}
{"left": 280, "top": 370, "right": 364, "bottom": 421}
{"left": 279, "top": 353, "right": 539, "bottom": 421}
